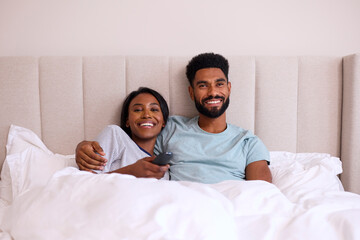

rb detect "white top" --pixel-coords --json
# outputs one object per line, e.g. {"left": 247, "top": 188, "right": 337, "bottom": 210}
{"left": 95, "top": 125, "right": 169, "bottom": 180}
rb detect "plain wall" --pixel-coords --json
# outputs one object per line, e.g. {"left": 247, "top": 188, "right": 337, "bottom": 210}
{"left": 0, "top": 0, "right": 359, "bottom": 57}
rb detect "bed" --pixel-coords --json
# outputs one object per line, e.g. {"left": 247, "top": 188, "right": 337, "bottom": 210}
{"left": 0, "top": 54, "right": 359, "bottom": 239}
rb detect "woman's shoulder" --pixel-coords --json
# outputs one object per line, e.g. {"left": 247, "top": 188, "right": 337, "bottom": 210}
{"left": 102, "top": 124, "right": 123, "bottom": 133}
{"left": 105, "top": 124, "right": 122, "bottom": 131}
{"left": 96, "top": 125, "right": 129, "bottom": 139}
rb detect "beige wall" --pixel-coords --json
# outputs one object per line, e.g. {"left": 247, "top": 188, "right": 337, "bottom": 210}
{"left": 0, "top": 0, "right": 359, "bottom": 56}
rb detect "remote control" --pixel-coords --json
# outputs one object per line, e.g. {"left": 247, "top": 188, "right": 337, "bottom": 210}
{"left": 152, "top": 152, "right": 173, "bottom": 166}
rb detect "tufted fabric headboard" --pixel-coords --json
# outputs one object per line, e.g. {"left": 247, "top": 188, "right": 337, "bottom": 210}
{"left": 0, "top": 54, "right": 359, "bottom": 194}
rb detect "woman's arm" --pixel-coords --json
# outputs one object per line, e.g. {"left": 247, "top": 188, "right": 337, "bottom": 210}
{"left": 111, "top": 156, "right": 169, "bottom": 179}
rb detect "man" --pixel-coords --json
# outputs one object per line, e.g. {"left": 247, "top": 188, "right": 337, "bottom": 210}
{"left": 76, "top": 53, "right": 272, "bottom": 183}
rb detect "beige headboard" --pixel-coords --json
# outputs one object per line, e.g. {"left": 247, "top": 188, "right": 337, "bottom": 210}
{"left": 0, "top": 54, "right": 359, "bottom": 194}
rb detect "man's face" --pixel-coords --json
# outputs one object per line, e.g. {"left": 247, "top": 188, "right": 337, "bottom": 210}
{"left": 188, "top": 68, "right": 231, "bottom": 118}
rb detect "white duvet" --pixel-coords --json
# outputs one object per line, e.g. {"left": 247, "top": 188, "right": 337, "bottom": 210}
{"left": 1, "top": 125, "right": 360, "bottom": 240}
{"left": 1, "top": 167, "right": 360, "bottom": 240}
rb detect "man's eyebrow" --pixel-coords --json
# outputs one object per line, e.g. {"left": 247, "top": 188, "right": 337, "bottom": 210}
{"left": 195, "top": 78, "right": 227, "bottom": 85}
{"left": 195, "top": 80, "right": 208, "bottom": 85}
{"left": 215, "top": 78, "right": 227, "bottom": 82}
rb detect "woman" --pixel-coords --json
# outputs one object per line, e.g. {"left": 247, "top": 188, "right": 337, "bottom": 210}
{"left": 76, "top": 87, "right": 170, "bottom": 179}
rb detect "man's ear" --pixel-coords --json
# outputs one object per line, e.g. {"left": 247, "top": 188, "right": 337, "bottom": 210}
{"left": 228, "top": 81, "right": 232, "bottom": 94}
{"left": 188, "top": 85, "right": 195, "bottom": 101}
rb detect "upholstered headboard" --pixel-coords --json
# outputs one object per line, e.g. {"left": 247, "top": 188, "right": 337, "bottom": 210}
{"left": 0, "top": 54, "right": 359, "bottom": 194}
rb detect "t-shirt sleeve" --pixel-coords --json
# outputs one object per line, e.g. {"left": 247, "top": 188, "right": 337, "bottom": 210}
{"left": 94, "top": 125, "right": 127, "bottom": 173}
{"left": 245, "top": 136, "right": 270, "bottom": 166}
{"left": 95, "top": 125, "right": 120, "bottom": 160}
{"left": 154, "top": 117, "right": 174, "bottom": 156}
{"left": 154, "top": 131, "right": 164, "bottom": 156}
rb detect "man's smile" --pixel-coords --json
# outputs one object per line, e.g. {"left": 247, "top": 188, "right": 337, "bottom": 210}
{"left": 203, "top": 96, "right": 224, "bottom": 107}
{"left": 205, "top": 99, "right": 222, "bottom": 105}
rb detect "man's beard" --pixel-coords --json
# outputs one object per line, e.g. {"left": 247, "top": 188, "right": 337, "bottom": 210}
{"left": 194, "top": 95, "right": 230, "bottom": 118}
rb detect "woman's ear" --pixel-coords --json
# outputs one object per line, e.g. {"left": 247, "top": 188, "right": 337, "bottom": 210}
{"left": 126, "top": 119, "right": 129, "bottom": 127}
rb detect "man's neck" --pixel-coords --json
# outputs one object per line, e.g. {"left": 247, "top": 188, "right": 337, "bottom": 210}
{"left": 197, "top": 113, "right": 227, "bottom": 133}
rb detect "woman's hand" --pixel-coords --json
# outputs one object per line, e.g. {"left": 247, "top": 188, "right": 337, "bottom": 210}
{"left": 113, "top": 156, "right": 169, "bottom": 179}
{"left": 75, "top": 141, "right": 107, "bottom": 172}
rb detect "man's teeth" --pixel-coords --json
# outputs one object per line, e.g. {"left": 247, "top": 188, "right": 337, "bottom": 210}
{"left": 207, "top": 100, "right": 221, "bottom": 104}
{"left": 140, "top": 123, "right": 154, "bottom": 127}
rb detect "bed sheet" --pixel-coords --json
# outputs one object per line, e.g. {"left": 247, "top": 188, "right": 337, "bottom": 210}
{"left": 1, "top": 167, "right": 360, "bottom": 240}
{"left": 0, "top": 125, "right": 359, "bottom": 240}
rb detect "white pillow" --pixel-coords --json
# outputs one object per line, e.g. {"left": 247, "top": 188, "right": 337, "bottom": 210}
{"left": 269, "top": 151, "right": 344, "bottom": 201}
{"left": 0, "top": 125, "right": 77, "bottom": 204}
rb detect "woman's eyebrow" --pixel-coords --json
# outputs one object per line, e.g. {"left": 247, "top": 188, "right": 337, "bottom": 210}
{"left": 131, "top": 103, "right": 144, "bottom": 107}
{"left": 131, "top": 103, "right": 159, "bottom": 107}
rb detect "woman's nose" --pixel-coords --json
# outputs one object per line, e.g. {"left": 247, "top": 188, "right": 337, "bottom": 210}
{"left": 142, "top": 109, "right": 151, "bottom": 118}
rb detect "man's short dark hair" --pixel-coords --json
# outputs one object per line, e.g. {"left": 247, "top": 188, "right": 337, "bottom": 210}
{"left": 186, "top": 53, "right": 229, "bottom": 86}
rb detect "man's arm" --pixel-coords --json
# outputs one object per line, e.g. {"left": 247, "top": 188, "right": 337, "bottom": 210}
{"left": 75, "top": 141, "right": 169, "bottom": 179}
{"left": 76, "top": 141, "right": 107, "bottom": 172}
{"left": 245, "top": 160, "right": 272, "bottom": 183}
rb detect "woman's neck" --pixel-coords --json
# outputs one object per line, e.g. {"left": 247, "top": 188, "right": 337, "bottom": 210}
{"left": 132, "top": 137, "right": 156, "bottom": 156}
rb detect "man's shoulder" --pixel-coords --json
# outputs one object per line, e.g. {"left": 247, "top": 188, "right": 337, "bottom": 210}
{"left": 162, "top": 115, "right": 196, "bottom": 134}
{"left": 226, "top": 123, "right": 257, "bottom": 139}
{"left": 167, "top": 115, "right": 194, "bottom": 124}
{"left": 227, "top": 123, "right": 249, "bottom": 134}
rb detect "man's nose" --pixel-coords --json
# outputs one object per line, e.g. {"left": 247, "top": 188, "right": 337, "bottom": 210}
{"left": 208, "top": 85, "right": 218, "bottom": 96}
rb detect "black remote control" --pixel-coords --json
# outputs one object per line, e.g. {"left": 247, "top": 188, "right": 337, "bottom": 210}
{"left": 152, "top": 152, "right": 173, "bottom": 166}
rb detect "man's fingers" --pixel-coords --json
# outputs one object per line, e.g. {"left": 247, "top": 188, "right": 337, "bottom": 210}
{"left": 78, "top": 165, "right": 97, "bottom": 174}
{"left": 78, "top": 152, "right": 105, "bottom": 170}
{"left": 77, "top": 141, "right": 106, "bottom": 163}
{"left": 92, "top": 141, "right": 105, "bottom": 156}
{"left": 80, "top": 158, "right": 103, "bottom": 171}
{"left": 86, "top": 150, "right": 107, "bottom": 164}
{"left": 75, "top": 140, "right": 107, "bottom": 172}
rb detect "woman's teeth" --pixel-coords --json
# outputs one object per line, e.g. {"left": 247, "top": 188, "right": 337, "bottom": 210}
{"left": 140, "top": 123, "right": 154, "bottom": 127}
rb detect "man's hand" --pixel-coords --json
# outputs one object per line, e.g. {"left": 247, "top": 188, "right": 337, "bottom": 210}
{"left": 113, "top": 156, "right": 169, "bottom": 179}
{"left": 75, "top": 141, "right": 107, "bottom": 172}
{"left": 245, "top": 160, "right": 272, "bottom": 183}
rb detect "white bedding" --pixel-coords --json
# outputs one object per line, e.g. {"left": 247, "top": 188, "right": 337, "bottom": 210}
{"left": 1, "top": 126, "right": 360, "bottom": 240}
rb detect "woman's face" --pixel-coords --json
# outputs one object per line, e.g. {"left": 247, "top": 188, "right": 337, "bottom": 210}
{"left": 127, "top": 93, "right": 165, "bottom": 142}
